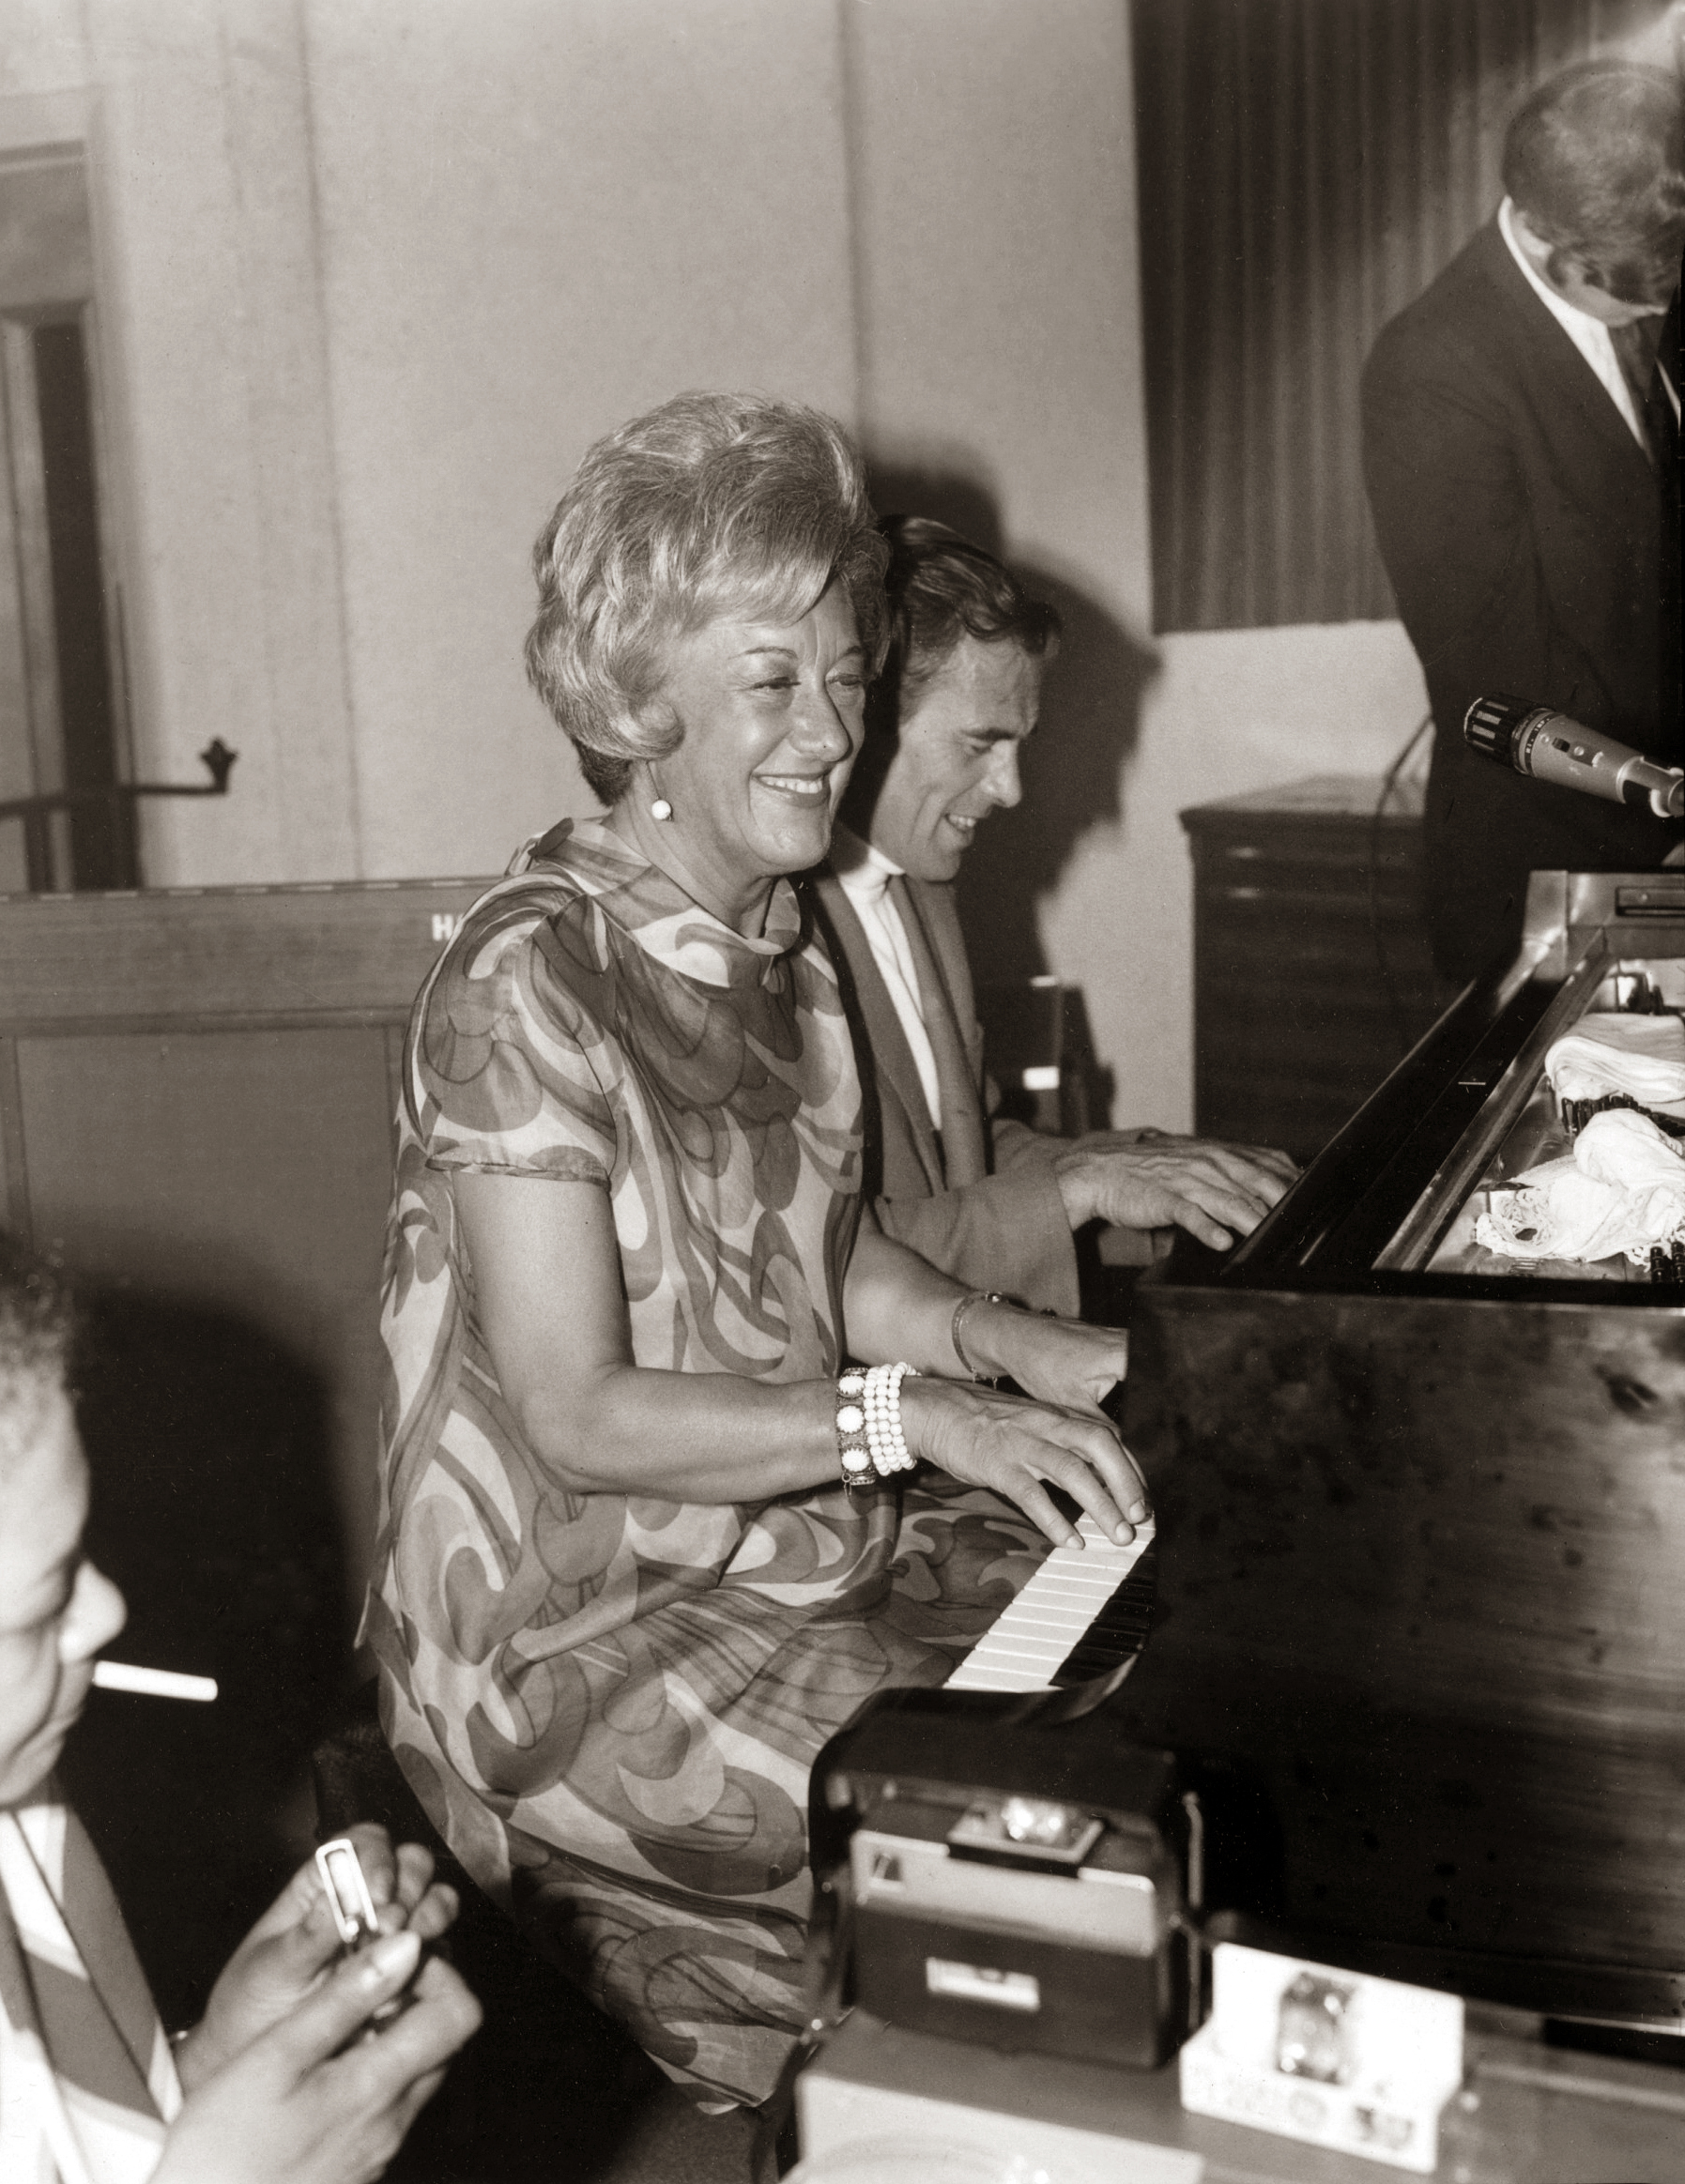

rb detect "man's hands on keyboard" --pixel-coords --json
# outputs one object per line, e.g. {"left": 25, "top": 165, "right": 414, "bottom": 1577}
{"left": 1053, "top": 1132, "right": 1297, "bottom": 1249}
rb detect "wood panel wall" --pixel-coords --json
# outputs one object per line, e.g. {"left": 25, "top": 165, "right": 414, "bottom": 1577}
{"left": 0, "top": 878, "right": 493, "bottom": 1611}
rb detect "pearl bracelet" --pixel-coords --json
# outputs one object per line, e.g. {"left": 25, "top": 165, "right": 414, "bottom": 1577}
{"left": 835, "top": 1363, "right": 920, "bottom": 1491}
{"left": 835, "top": 1368, "right": 875, "bottom": 1492}
{"left": 864, "top": 1361, "right": 918, "bottom": 1475}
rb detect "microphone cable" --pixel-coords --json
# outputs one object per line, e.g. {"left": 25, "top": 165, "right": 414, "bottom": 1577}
{"left": 1368, "top": 711, "right": 1433, "bottom": 1063}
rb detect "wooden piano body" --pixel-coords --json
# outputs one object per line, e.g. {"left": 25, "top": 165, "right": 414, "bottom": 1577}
{"left": 1111, "top": 870, "right": 1685, "bottom": 2024}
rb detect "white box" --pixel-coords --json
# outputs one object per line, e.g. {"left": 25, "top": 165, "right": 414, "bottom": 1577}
{"left": 1179, "top": 1943, "right": 1463, "bottom": 2173}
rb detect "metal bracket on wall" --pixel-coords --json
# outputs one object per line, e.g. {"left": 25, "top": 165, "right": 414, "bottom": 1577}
{"left": 0, "top": 739, "right": 237, "bottom": 892}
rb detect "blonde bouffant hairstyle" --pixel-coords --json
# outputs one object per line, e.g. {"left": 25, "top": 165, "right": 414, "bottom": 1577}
{"left": 525, "top": 391, "right": 890, "bottom": 804}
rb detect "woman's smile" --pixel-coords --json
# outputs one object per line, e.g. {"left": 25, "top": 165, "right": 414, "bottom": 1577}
{"left": 619, "top": 583, "right": 866, "bottom": 933}
{"left": 754, "top": 771, "right": 833, "bottom": 799}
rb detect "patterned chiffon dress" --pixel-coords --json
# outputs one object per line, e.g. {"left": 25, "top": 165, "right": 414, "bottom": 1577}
{"left": 363, "top": 817, "right": 1044, "bottom": 2106}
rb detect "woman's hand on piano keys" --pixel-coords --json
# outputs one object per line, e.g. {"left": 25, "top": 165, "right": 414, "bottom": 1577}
{"left": 1053, "top": 1132, "right": 1298, "bottom": 1250}
{"left": 900, "top": 1376, "right": 1150, "bottom": 1550}
{"left": 949, "top": 1304, "right": 1129, "bottom": 1417}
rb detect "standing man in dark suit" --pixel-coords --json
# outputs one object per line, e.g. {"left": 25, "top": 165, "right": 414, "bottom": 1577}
{"left": 1363, "top": 60, "right": 1684, "bottom": 985}
{"left": 811, "top": 518, "right": 1294, "bottom": 1316}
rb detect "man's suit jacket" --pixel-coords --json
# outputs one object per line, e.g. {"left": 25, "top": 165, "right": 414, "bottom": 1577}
{"left": 1362, "top": 218, "right": 1679, "bottom": 982}
{"left": 809, "top": 868, "right": 1080, "bottom": 1314}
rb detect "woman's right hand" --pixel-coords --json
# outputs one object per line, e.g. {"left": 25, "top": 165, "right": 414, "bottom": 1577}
{"left": 151, "top": 1931, "right": 482, "bottom": 2184}
{"left": 900, "top": 1377, "right": 1150, "bottom": 1550}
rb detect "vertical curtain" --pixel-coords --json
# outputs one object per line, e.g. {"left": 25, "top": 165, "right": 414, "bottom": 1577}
{"left": 1133, "top": 0, "right": 1674, "bottom": 633}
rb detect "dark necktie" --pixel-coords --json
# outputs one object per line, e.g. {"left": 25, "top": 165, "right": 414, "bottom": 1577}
{"left": 1609, "top": 315, "right": 1674, "bottom": 469}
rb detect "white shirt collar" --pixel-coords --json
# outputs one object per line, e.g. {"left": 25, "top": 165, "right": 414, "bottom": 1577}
{"left": 830, "top": 821, "right": 904, "bottom": 906}
{"left": 1497, "top": 198, "right": 1656, "bottom": 446}
{"left": 826, "top": 824, "right": 943, "bottom": 1129}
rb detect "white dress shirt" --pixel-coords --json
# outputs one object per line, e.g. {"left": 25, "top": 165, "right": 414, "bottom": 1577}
{"left": 829, "top": 823, "right": 944, "bottom": 1131}
{"left": 1498, "top": 197, "right": 1679, "bottom": 446}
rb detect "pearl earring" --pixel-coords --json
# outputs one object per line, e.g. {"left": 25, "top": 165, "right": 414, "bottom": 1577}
{"left": 650, "top": 798, "right": 673, "bottom": 821}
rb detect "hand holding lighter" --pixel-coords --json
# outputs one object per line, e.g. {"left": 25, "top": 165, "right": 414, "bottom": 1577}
{"left": 314, "top": 1837, "right": 421, "bottom": 2032}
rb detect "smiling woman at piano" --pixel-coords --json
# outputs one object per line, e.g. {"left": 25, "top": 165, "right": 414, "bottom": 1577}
{"left": 361, "top": 393, "right": 1142, "bottom": 2115}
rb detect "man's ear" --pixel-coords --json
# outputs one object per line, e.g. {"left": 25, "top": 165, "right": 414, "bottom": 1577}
{"left": 1507, "top": 207, "right": 1601, "bottom": 303}
{"left": 1506, "top": 205, "right": 1555, "bottom": 269}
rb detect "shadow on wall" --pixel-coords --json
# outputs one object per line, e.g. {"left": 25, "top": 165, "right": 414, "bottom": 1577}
{"left": 61, "top": 1289, "right": 346, "bottom": 2031}
{"left": 865, "top": 461, "right": 1159, "bottom": 993}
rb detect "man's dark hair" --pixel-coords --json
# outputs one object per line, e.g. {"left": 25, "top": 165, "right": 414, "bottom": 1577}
{"left": 865, "top": 515, "right": 1061, "bottom": 741}
{"left": 0, "top": 1232, "right": 73, "bottom": 1483}
{"left": 1503, "top": 59, "right": 1685, "bottom": 306}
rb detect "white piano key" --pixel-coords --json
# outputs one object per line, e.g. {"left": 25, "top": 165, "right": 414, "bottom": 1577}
{"left": 993, "top": 1586, "right": 1126, "bottom": 1616}
{"left": 996, "top": 1610, "right": 1109, "bottom": 1638}
{"left": 947, "top": 1663, "right": 1041, "bottom": 1691}
{"left": 993, "top": 1590, "right": 1111, "bottom": 1623}
{"left": 1042, "top": 1563, "right": 1135, "bottom": 1584}
{"left": 978, "top": 1636, "right": 1074, "bottom": 1665}
{"left": 947, "top": 1519, "right": 1155, "bottom": 1694}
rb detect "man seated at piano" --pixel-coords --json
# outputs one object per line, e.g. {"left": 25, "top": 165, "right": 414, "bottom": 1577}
{"left": 813, "top": 516, "right": 1297, "bottom": 1316}
{"left": 363, "top": 391, "right": 1148, "bottom": 2119}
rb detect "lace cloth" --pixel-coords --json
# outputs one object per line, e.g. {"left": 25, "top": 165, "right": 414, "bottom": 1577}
{"left": 1543, "top": 1016, "right": 1685, "bottom": 1107}
{"left": 1476, "top": 1107, "right": 1685, "bottom": 1265}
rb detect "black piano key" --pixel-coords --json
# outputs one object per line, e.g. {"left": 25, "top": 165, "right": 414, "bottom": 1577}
{"left": 1053, "top": 1643, "right": 1139, "bottom": 1685}
{"left": 1052, "top": 1623, "right": 1154, "bottom": 1679}
{"left": 1074, "top": 1607, "right": 1156, "bottom": 1648}
{"left": 1086, "top": 1547, "right": 1157, "bottom": 1625}
{"left": 1090, "top": 1585, "right": 1156, "bottom": 1628}
{"left": 1056, "top": 1612, "right": 1152, "bottom": 1653}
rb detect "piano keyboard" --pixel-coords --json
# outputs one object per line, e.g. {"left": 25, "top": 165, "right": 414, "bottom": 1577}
{"left": 946, "top": 1516, "right": 1157, "bottom": 1693}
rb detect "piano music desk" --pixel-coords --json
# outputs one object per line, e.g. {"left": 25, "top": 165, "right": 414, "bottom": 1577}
{"left": 798, "top": 2008, "right": 1685, "bottom": 2182}
{"left": 1179, "top": 773, "right": 1441, "bottom": 1167}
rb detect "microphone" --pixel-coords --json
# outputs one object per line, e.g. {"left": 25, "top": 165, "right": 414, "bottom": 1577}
{"left": 1463, "top": 694, "right": 1683, "bottom": 819}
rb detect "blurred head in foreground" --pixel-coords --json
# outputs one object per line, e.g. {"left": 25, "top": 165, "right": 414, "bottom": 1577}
{"left": 0, "top": 1241, "right": 126, "bottom": 1806}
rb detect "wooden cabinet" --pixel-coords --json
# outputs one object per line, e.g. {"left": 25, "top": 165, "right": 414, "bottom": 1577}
{"left": 1180, "top": 775, "right": 1442, "bottom": 1166}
